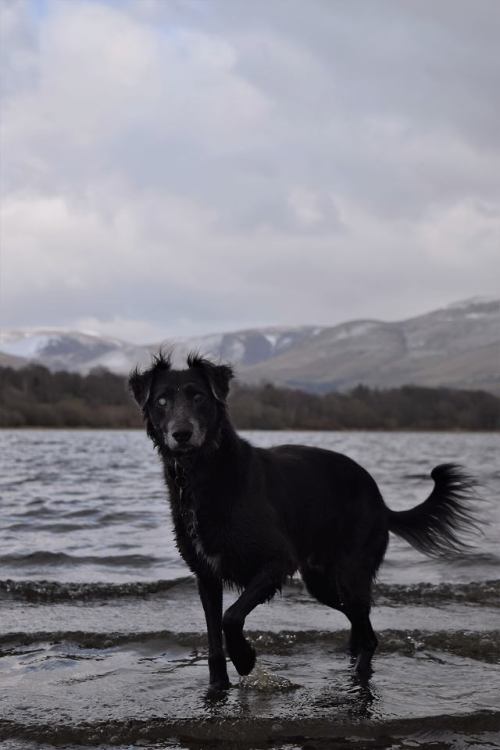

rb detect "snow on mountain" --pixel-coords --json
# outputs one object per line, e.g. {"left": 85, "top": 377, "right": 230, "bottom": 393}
{"left": 1, "top": 297, "right": 499, "bottom": 393}
{"left": 0, "top": 329, "right": 150, "bottom": 374}
{"left": 0, "top": 333, "right": 56, "bottom": 358}
{"left": 168, "top": 326, "right": 321, "bottom": 367}
{"left": 444, "top": 295, "right": 500, "bottom": 310}
{"left": 241, "top": 297, "right": 500, "bottom": 393}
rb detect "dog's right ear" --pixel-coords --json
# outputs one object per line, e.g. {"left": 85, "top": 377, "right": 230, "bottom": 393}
{"left": 129, "top": 351, "right": 172, "bottom": 408}
{"left": 128, "top": 367, "right": 154, "bottom": 409}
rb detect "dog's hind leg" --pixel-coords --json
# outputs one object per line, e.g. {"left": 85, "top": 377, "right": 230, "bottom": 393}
{"left": 197, "top": 575, "right": 230, "bottom": 691}
{"left": 301, "top": 563, "right": 343, "bottom": 610}
{"left": 339, "top": 571, "right": 378, "bottom": 678}
{"left": 222, "top": 562, "right": 288, "bottom": 676}
{"left": 344, "top": 602, "right": 377, "bottom": 677}
{"left": 301, "top": 563, "right": 377, "bottom": 677}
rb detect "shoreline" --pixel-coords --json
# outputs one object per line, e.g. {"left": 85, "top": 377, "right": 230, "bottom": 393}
{"left": 2, "top": 426, "right": 500, "bottom": 433}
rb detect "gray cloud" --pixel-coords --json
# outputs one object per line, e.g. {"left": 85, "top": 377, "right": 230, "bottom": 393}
{"left": 1, "top": 0, "right": 499, "bottom": 342}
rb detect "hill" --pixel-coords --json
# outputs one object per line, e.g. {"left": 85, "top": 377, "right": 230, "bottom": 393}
{"left": 1, "top": 365, "right": 499, "bottom": 430}
{"left": 1, "top": 297, "right": 499, "bottom": 394}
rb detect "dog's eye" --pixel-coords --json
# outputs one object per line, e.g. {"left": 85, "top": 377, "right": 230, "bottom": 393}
{"left": 193, "top": 393, "right": 206, "bottom": 405}
{"left": 157, "top": 397, "right": 168, "bottom": 407}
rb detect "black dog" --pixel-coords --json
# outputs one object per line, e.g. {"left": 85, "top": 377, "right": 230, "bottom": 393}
{"left": 129, "top": 353, "right": 476, "bottom": 691}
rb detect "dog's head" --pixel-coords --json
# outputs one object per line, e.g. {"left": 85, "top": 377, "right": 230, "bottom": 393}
{"left": 129, "top": 352, "right": 234, "bottom": 457}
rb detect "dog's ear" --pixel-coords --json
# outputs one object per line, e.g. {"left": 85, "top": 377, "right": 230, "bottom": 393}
{"left": 128, "top": 367, "right": 154, "bottom": 409}
{"left": 187, "top": 353, "right": 234, "bottom": 402}
{"left": 208, "top": 363, "right": 234, "bottom": 402}
{"left": 129, "top": 351, "right": 172, "bottom": 408}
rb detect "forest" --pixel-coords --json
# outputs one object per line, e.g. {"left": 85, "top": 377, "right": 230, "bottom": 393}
{"left": 0, "top": 364, "right": 499, "bottom": 431}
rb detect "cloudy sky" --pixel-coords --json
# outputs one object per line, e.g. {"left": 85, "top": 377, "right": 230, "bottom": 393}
{"left": 1, "top": 0, "right": 499, "bottom": 343}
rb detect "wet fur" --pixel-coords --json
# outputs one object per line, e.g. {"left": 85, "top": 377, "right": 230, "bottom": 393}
{"left": 130, "top": 353, "right": 478, "bottom": 690}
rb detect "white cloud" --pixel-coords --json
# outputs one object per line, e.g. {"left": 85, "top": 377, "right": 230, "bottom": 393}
{"left": 73, "top": 315, "right": 170, "bottom": 344}
{"left": 288, "top": 188, "right": 325, "bottom": 227}
{"left": 1, "top": 0, "right": 499, "bottom": 340}
{"left": 419, "top": 199, "right": 500, "bottom": 267}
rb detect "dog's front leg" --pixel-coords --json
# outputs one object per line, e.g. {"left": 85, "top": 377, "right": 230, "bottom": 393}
{"left": 222, "top": 562, "right": 287, "bottom": 676}
{"left": 197, "top": 575, "right": 230, "bottom": 691}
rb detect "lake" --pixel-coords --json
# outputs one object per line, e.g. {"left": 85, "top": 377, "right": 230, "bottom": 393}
{"left": 0, "top": 429, "right": 499, "bottom": 749}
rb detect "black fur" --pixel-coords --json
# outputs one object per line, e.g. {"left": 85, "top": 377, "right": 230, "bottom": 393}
{"left": 129, "top": 355, "right": 478, "bottom": 691}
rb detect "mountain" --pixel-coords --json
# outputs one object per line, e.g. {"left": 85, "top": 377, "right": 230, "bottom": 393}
{"left": 0, "top": 326, "right": 321, "bottom": 375}
{"left": 0, "top": 330, "right": 150, "bottom": 375}
{"left": 241, "top": 297, "right": 500, "bottom": 394}
{"left": 1, "top": 297, "right": 499, "bottom": 394}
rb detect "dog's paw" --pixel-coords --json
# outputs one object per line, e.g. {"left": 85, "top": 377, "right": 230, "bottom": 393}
{"left": 234, "top": 642, "right": 256, "bottom": 676}
{"left": 226, "top": 634, "right": 256, "bottom": 676}
{"left": 208, "top": 676, "right": 231, "bottom": 693}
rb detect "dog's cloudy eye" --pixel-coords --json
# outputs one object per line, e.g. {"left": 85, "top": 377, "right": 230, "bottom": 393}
{"left": 158, "top": 397, "right": 167, "bottom": 406}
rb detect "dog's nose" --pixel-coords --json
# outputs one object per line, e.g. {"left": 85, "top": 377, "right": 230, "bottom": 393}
{"left": 172, "top": 429, "right": 193, "bottom": 445}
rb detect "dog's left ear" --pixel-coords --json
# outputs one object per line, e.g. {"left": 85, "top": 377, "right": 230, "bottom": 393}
{"left": 187, "top": 354, "right": 234, "bottom": 402}
{"left": 207, "top": 363, "right": 234, "bottom": 402}
{"left": 129, "top": 367, "right": 154, "bottom": 409}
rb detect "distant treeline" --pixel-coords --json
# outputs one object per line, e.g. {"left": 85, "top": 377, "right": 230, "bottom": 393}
{"left": 0, "top": 364, "right": 499, "bottom": 431}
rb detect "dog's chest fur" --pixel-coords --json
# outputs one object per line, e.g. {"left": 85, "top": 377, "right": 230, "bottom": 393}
{"left": 182, "top": 504, "right": 222, "bottom": 575}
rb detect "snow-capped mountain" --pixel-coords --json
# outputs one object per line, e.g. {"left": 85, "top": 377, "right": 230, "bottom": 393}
{"left": 0, "top": 326, "right": 321, "bottom": 373}
{"left": 170, "top": 326, "right": 324, "bottom": 368}
{"left": 1, "top": 297, "right": 499, "bottom": 393}
{"left": 240, "top": 297, "right": 500, "bottom": 393}
{"left": 0, "top": 329, "right": 150, "bottom": 374}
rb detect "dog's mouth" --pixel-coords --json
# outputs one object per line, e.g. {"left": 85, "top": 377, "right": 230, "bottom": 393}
{"left": 171, "top": 444, "right": 197, "bottom": 455}
{"left": 166, "top": 438, "right": 200, "bottom": 456}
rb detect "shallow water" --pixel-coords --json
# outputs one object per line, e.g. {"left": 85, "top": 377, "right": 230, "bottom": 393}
{"left": 0, "top": 429, "right": 499, "bottom": 749}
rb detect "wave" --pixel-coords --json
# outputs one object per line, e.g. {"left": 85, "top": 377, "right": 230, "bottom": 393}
{"left": 5, "top": 521, "right": 93, "bottom": 533}
{"left": 382, "top": 551, "right": 500, "bottom": 568}
{"left": 0, "top": 704, "right": 498, "bottom": 746}
{"left": 374, "top": 579, "right": 500, "bottom": 606}
{"left": 0, "top": 551, "right": 161, "bottom": 568}
{"left": 1, "top": 628, "right": 499, "bottom": 664}
{"left": 0, "top": 576, "right": 193, "bottom": 601}
{"left": 1, "top": 576, "right": 499, "bottom": 605}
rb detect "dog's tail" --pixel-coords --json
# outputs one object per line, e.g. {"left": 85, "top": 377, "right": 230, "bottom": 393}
{"left": 387, "top": 464, "right": 479, "bottom": 556}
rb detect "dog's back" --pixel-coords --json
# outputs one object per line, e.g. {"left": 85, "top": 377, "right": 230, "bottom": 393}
{"left": 255, "top": 443, "right": 389, "bottom": 575}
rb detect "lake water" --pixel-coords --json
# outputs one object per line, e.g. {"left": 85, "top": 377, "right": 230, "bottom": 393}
{"left": 0, "top": 429, "right": 499, "bottom": 750}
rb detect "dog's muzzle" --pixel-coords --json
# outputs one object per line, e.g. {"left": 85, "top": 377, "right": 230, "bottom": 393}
{"left": 164, "top": 420, "right": 205, "bottom": 452}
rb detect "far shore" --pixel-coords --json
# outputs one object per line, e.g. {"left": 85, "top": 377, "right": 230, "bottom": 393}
{"left": 2, "top": 426, "right": 499, "bottom": 433}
